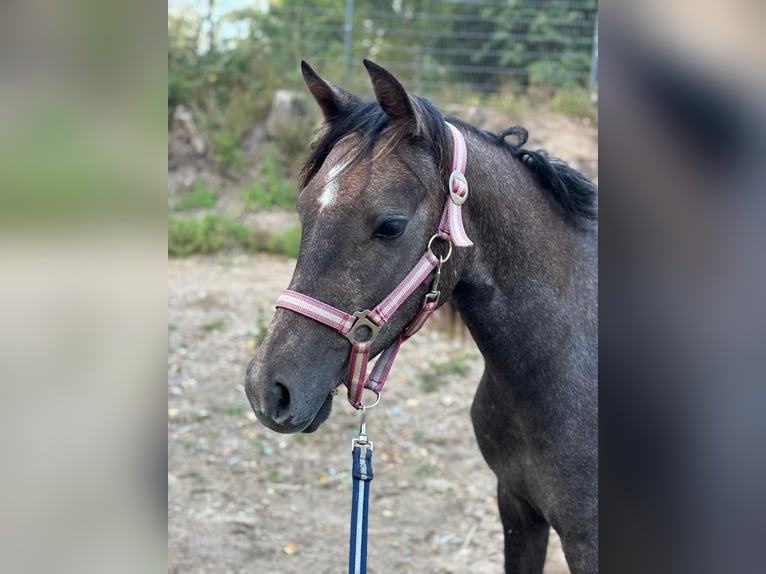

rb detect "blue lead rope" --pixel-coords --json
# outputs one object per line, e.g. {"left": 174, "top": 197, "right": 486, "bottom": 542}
{"left": 349, "top": 427, "right": 373, "bottom": 574}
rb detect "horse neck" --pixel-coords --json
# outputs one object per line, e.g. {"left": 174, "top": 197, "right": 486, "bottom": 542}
{"left": 451, "top": 132, "right": 597, "bottom": 384}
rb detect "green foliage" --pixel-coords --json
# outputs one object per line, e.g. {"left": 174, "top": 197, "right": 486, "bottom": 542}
{"left": 224, "top": 404, "right": 245, "bottom": 415}
{"left": 168, "top": 214, "right": 246, "bottom": 256}
{"left": 168, "top": 1, "right": 597, "bottom": 186}
{"left": 168, "top": 12, "right": 274, "bottom": 171}
{"left": 168, "top": 213, "right": 302, "bottom": 259}
{"left": 172, "top": 179, "right": 219, "bottom": 211}
{"left": 551, "top": 87, "right": 598, "bottom": 122}
{"left": 415, "top": 464, "right": 434, "bottom": 477}
{"left": 420, "top": 355, "right": 477, "bottom": 393}
{"left": 210, "top": 127, "right": 244, "bottom": 170}
{"left": 202, "top": 319, "right": 225, "bottom": 332}
{"left": 242, "top": 147, "right": 297, "bottom": 210}
{"left": 269, "top": 116, "right": 314, "bottom": 173}
{"left": 461, "top": 0, "right": 597, "bottom": 91}
{"left": 263, "top": 225, "right": 302, "bottom": 259}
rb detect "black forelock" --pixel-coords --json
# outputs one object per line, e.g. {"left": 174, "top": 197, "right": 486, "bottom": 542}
{"left": 298, "top": 96, "right": 453, "bottom": 190}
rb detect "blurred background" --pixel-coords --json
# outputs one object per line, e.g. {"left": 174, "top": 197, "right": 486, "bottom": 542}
{"left": 167, "top": 0, "right": 598, "bottom": 260}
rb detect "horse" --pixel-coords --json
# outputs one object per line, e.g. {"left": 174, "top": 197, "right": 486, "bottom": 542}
{"left": 245, "top": 60, "right": 598, "bottom": 573}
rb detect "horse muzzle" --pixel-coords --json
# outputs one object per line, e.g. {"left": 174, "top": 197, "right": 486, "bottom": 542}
{"left": 244, "top": 343, "right": 341, "bottom": 434}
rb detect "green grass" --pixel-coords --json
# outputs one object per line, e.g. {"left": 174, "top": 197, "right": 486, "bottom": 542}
{"left": 551, "top": 87, "right": 598, "bottom": 123}
{"left": 250, "top": 438, "right": 274, "bottom": 456}
{"left": 420, "top": 354, "right": 477, "bottom": 393}
{"left": 172, "top": 179, "right": 219, "bottom": 211}
{"left": 242, "top": 147, "right": 296, "bottom": 210}
{"left": 202, "top": 319, "right": 225, "bottom": 332}
{"left": 262, "top": 225, "right": 301, "bottom": 259}
{"left": 168, "top": 213, "right": 245, "bottom": 256}
{"left": 169, "top": 212, "right": 302, "bottom": 259}
{"left": 415, "top": 464, "right": 434, "bottom": 477}
{"left": 224, "top": 404, "right": 245, "bottom": 415}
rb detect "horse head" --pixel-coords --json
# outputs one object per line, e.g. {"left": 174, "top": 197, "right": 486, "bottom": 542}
{"left": 245, "top": 61, "right": 463, "bottom": 433}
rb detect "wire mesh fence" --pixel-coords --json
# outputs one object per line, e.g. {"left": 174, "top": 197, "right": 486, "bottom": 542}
{"left": 235, "top": 0, "right": 598, "bottom": 100}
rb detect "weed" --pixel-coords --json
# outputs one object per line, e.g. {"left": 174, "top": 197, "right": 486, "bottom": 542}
{"left": 415, "top": 464, "right": 434, "bottom": 477}
{"left": 263, "top": 225, "right": 301, "bottom": 259}
{"left": 211, "top": 129, "right": 244, "bottom": 171}
{"left": 202, "top": 319, "right": 225, "bottom": 332}
{"left": 241, "top": 147, "right": 297, "bottom": 210}
{"left": 481, "top": 89, "right": 530, "bottom": 119}
{"left": 173, "top": 179, "right": 218, "bottom": 211}
{"left": 168, "top": 213, "right": 251, "bottom": 257}
{"left": 183, "top": 440, "right": 195, "bottom": 449}
{"left": 268, "top": 468, "right": 280, "bottom": 482}
{"left": 204, "top": 90, "right": 270, "bottom": 172}
{"left": 251, "top": 439, "right": 275, "bottom": 456}
{"left": 551, "top": 87, "right": 598, "bottom": 122}
{"left": 420, "top": 354, "right": 477, "bottom": 393}
{"left": 168, "top": 214, "right": 301, "bottom": 258}
{"left": 269, "top": 115, "right": 315, "bottom": 172}
{"left": 224, "top": 404, "right": 244, "bottom": 415}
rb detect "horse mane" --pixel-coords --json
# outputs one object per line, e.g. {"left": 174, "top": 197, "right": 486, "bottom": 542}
{"left": 299, "top": 97, "right": 598, "bottom": 227}
{"left": 446, "top": 118, "right": 598, "bottom": 226}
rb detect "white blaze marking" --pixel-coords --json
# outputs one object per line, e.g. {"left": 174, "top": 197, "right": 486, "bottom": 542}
{"left": 318, "top": 161, "right": 349, "bottom": 210}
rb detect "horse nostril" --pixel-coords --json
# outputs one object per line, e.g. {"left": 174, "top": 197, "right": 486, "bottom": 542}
{"left": 272, "top": 381, "right": 292, "bottom": 423}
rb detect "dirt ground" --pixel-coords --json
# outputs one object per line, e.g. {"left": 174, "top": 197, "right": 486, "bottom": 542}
{"left": 168, "top": 111, "right": 597, "bottom": 573}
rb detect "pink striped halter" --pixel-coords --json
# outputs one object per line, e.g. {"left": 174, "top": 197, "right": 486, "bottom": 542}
{"left": 276, "top": 122, "right": 473, "bottom": 409}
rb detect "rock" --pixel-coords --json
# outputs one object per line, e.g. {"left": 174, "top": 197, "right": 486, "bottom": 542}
{"left": 265, "top": 90, "right": 309, "bottom": 137}
{"left": 169, "top": 105, "right": 207, "bottom": 169}
{"left": 240, "top": 125, "right": 266, "bottom": 163}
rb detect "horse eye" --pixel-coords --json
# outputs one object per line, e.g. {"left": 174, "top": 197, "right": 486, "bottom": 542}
{"left": 373, "top": 218, "right": 408, "bottom": 239}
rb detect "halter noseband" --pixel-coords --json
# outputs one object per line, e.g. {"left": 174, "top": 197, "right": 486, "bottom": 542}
{"left": 275, "top": 122, "right": 473, "bottom": 409}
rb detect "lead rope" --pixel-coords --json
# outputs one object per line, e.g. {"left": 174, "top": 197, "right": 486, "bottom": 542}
{"left": 349, "top": 405, "right": 374, "bottom": 574}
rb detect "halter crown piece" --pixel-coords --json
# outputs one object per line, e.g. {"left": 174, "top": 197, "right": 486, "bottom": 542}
{"left": 275, "top": 122, "right": 472, "bottom": 409}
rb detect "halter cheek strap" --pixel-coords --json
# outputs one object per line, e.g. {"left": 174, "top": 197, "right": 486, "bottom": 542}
{"left": 275, "top": 122, "right": 472, "bottom": 409}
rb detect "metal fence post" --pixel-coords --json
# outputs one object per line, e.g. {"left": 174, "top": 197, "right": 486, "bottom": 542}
{"left": 344, "top": 0, "right": 354, "bottom": 86}
{"left": 589, "top": 13, "right": 598, "bottom": 101}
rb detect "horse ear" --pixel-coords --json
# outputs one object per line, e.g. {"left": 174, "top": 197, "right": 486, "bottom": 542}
{"left": 363, "top": 59, "right": 425, "bottom": 136}
{"left": 301, "top": 60, "right": 360, "bottom": 121}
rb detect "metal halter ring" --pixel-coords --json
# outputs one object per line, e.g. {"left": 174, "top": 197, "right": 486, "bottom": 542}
{"left": 427, "top": 233, "right": 453, "bottom": 263}
{"left": 359, "top": 389, "right": 381, "bottom": 410}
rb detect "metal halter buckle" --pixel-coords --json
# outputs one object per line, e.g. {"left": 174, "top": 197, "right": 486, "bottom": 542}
{"left": 345, "top": 310, "right": 381, "bottom": 344}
